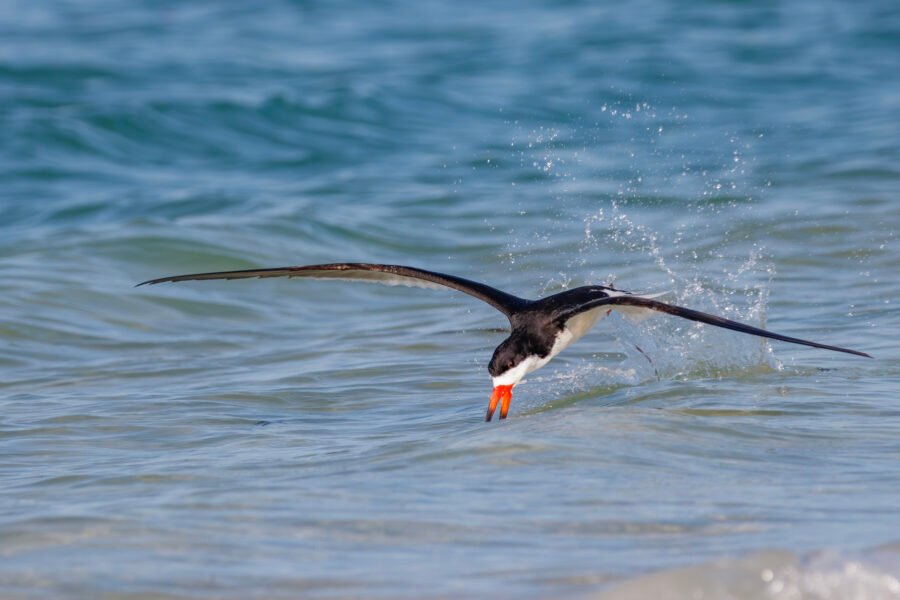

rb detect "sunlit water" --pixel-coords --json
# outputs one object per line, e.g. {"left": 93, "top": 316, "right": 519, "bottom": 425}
{"left": 1, "top": 1, "right": 899, "bottom": 598}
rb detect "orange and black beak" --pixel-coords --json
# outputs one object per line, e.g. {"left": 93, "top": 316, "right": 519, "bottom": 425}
{"left": 485, "top": 385, "right": 513, "bottom": 422}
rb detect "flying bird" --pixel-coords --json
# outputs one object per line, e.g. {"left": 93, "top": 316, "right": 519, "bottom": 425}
{"left": 138, "top": 263, "right": 871, "bottom": 421}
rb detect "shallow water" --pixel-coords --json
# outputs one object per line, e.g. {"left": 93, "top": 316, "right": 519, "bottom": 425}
{"left": 1, "top": 1, "right": 899, "bottom": 598}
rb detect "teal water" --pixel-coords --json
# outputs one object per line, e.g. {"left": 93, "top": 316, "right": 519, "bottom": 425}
{"left": 2, "top": 1, "right": 899, "bottom": 598}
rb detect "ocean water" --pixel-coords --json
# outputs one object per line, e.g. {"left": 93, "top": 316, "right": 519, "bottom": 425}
{"left": 1, "top": 1, "right": 899, "bottom": 598}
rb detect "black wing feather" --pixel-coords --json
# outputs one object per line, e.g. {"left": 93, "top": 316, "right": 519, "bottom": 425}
{"left": 137, "top": 263, "right": 529, "bottom": 318}
{"left": 555, "top": 295, "right": 871, "bottom": 358}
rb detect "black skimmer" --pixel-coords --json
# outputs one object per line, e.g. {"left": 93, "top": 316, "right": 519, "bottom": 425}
{"left": 138, "top": 263, "right": 871, "bottom": 421}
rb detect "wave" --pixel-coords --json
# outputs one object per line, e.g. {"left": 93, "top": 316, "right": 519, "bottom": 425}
{"left": 598, "top": 544, "right": 900, "bottom": 600}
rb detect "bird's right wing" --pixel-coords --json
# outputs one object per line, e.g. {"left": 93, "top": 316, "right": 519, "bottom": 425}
{"left": 553, "top": 295, "right": 872, "bottom": 358}
{"left": 138, "top": 263, "right": 529, "bottom": 319}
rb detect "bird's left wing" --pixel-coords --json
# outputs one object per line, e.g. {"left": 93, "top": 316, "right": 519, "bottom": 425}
{"left": 552, "top": 295, "right": 872, "bottom": 358}
{"left": 137, "top": 263, "right": 529, "bottom": 319}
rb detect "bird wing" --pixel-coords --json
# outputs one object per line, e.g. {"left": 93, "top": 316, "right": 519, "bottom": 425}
{"left": 601, "top": 290, "right": 670, "bottom": 321}
{"left": 553, "top": 295, "right": 872, "bottom": 358}
{"left": 137, "top": 263, "right": 529, "bottom": 319}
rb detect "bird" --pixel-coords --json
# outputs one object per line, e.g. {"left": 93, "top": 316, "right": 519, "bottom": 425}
{"left": 138, "top": 263, "right": 871, "bottom": 421}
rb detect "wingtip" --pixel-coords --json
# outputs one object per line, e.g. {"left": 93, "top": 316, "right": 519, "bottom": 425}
{"left": 836, "top": 346, "right": 873, "bottom": 359}
{"left": 837, "top": 347, "right": 872, "bottom": 359}
{"left": 135, "top": 277, "right": 168, "bottom": 287}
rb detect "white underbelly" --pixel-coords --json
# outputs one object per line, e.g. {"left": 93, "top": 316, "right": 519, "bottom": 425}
{"left": 559, "top": 307, "right": 611, "bottom": 348}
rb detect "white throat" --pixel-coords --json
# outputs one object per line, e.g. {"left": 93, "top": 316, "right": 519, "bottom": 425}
{"left": 490, "top": 329, "right": 576, "bottom": 388}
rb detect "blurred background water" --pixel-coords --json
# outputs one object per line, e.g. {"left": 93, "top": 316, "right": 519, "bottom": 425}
{"left": 1, "top": 1, "right": 899, "bottom": 598}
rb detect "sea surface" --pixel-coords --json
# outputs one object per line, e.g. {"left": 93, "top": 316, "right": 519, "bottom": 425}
{"left": 1, "top": 1, "right": 899, "bottom": 598}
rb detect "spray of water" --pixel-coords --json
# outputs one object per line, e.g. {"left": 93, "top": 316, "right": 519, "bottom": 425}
{"left": 507, "top": 99, "right": 780, "bottom": 392}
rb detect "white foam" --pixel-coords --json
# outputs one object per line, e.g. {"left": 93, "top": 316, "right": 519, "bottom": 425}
{"left": 597, "top": 546, "right": 900, "bottom": 600}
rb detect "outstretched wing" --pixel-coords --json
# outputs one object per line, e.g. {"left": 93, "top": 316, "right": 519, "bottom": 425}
{"left": 553, "top": 295, "right": 872, "bottom": 358}
{"left": 137, "top": 263, "right": 529, "bottom": 319}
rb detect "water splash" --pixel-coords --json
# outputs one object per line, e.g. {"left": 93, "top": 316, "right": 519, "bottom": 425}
{"left": 506, "top": 100, "right": 779, "bottom": 388}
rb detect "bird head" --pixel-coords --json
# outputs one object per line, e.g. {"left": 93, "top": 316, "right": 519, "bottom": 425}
{"left": 485, "top": 334, "right": 546, "bottom": 421}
